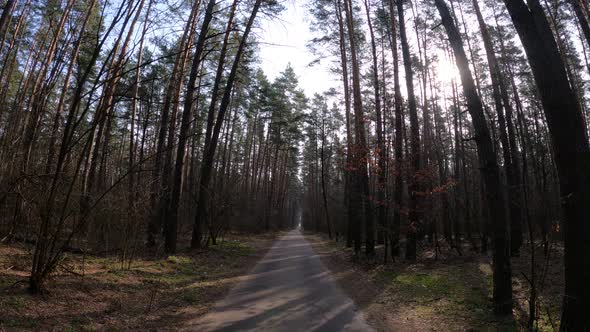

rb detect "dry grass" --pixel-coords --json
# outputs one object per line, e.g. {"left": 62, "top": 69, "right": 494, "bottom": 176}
{"left": 0, "top": 232, "right": 279, "bottom": 331}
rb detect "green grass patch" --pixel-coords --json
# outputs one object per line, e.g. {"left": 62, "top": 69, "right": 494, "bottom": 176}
{"left": 378, "top": 265, "right": 516, "bottom": 331}
{"left": 167, "top": 255, "right": 193, "bottom": 265}
{"left": 212, "top": 240, "right": 254, "bottom": 256}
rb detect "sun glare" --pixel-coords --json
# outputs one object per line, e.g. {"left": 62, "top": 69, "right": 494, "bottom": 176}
{"left": 435, "top": 58, "right": 460, "bottom": 83}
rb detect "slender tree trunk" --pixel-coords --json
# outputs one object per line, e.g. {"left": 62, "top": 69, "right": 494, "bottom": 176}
{"left": 0, "top": 0, "right": 17, "bottom": 47}
{"left": 162, "top": 0, "right": 216, "bottom": 253}
{"left": 397, "top": 0, "right": 421, "bottom": 261}
{"left": 147, "top": 0, "right": 200, "bottom": 246}
{"left": 472, "top": 0, "right": 523, "bottom": 255}
{"left": 343, "top": 0, "right": 373, "bottom": 256}
{"left": 364, "top": 0, "right": 386, "bottom": 247}
{"left": 320, "top": 122, "right": 332, "bottom": 239}
{"left": 335, "top": 0, "right": 354, "bottom": 249}
{"left": 45, "top": 0, "right": 98, "bottom": 174}
{"left": 386, "top": 0, "right": 404, "bottom": 259}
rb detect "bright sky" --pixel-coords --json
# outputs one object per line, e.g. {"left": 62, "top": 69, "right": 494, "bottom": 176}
{"left": 257, "top": 1, "right": 338, "bottom": 97}
{"left": 255, "top": 1, "right": 460, "bottom": 101}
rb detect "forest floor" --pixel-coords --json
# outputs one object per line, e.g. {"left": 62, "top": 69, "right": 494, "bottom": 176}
{"left": 306, "top": 233, "right": 564, "bottom": 332}
{"left": 0, "top": 232, "right": 280, "bottom": 331}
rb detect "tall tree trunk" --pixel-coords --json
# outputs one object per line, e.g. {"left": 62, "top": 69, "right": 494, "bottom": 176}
{"left": 335, "top": 0, "right": 355, "bottom": 249}
{"left": 128, "top": 0, "right": 153, "bottom": 211}
{"left": 343, "top": 0, "right": 373, "bottom": 256}
{"left": 471, "top": 0, "right": 523, "bottom": 255}
{"left": 320, "top": 120, "right": 332, "bottom": 239}
{"left": 147, "top": 0, "right": 200, "bottom": 246}
{"left": 386, "top": 0, "right": 404, "bottom": 259}
{"left": 191, "top": 0, "right": 263, "bottom": 248}
{"left": 45, "top": 0, "right": 98, "bottom": 174}
{"left": 0, "top": 0, "right": 17, "bottom": 46}
{"left": 163, "top": 0, "right": 215, "bottom": 253}
{"left": 501, "top": 0, "right": 590, "bottom": 329}
{"left": 570, "top": 0, "right": 590, "bottom": 53}
{"left": 364, "top": 0, "right": 386, "bottom": 247}
{"left": 397, "top": 0, "right": 421, "bottom": 261}
{"left": 435, "top": 0, "right": 513, "bottom": 315}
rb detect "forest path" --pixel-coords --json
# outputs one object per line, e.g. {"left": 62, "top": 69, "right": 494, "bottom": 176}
{"left": 184, "top": 229, "right": 373, "bottom": 331}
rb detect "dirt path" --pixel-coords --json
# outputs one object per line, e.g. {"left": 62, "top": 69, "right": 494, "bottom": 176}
{"left": 185, "top": 229, "right": 373, "bottom": 332}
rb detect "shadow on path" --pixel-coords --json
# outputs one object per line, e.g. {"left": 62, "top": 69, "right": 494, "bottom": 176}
{"left": 183, "top": 229, "right": 373, "bottom": 332}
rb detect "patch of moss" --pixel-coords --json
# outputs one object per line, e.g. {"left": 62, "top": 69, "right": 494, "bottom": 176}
{"left": 394, "top": 272, "right": 455, "bottom": 300}
{"left": 167, "top": 255, "right": 193, "bottom": 265}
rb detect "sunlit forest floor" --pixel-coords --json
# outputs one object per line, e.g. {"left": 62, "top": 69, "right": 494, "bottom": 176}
{"left": 0, "top": 230, "right": 564, "bottom": 331}
{"left": 0, "top": 232, "right": 279, "bottom": 330}
{"left": 307, "top": 233, "right": 564, "bottom": 332}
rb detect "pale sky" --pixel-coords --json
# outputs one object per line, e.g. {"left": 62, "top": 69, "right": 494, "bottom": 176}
{"left": 257, "top": 1, "right": 338, "bottom": 97}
